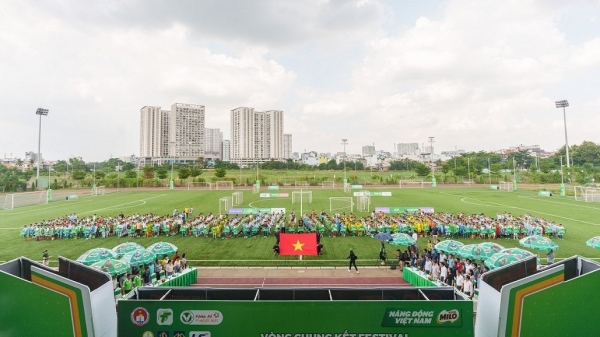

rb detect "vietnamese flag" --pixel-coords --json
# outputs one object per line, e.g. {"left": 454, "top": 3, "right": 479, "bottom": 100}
{"left": 279, "top": 233, "right": 317, "bottom": 256}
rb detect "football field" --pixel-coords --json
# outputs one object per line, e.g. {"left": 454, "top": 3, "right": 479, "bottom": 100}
{"left": 1, "top": 187, "right": 599, "bottom": 265}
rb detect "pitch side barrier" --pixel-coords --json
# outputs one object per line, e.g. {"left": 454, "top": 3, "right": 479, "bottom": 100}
{"left": 118, "top": 287, "right": 473, "bottom": 336}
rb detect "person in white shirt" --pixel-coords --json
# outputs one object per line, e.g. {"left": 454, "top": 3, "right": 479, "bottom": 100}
{"left": 412, "top": 231, "right": 418, "bottom": 242}
{"left": 431, "top": 260, "right": 440, "bottom": 280}
{"left": 455, "top": 270, "right": 464, "bottom": 290}
{"left": 440, "top": 262, "right": 448, "bottom": 283}
{"left": 439, "top": 252, "right": 447, "bottom": 264}
{"left": 465, "top": 259, "right": 474, "bottom": 275}
{"left": 424, "top": 256, "right": 432, "bottom": 274}
{"left": 463, "top": 275, "right": 474, "bottom": 298}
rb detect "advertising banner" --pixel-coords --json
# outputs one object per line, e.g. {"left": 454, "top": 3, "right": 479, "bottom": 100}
{"left": 267, "top": 186, "right": 280, "bottom": 190}
{"left": 118, "top": 299, "right": 472, "bottom": 337}
{"left": 228, "top": 208, "right": 286, "bottom": 215}
{"left": 259, "top": 193, "right": 289, "bottom": 198}
{"left": 375, "top": 207, "right": 435, "bottom": 214}
{"left": 351, "top": 185, "right": 363, "bottom": 189}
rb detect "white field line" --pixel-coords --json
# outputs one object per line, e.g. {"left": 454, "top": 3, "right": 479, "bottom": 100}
{"left": 517, "top": 196, "right": 600, "bottom": 211}
{"left": 439, "top": 192, "right": 600, "bottom": 226}
{"left": 1, "top": 199, "right": 93, "bottom": 216}
{"left": 79, "top": 194, "right": 167, "bottom": 215}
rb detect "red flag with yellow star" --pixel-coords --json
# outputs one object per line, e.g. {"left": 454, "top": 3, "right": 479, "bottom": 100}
{"left": 279, "top": 233, "right": 317, "bottom": 255}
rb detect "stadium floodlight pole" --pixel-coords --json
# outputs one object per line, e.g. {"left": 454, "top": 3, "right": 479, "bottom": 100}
{"left": 342, "top": 139, "right": 348, "bottom": 188}
{"left": 488, "top": 158, "right": 492, "bottom": 186}
{"left": 555, "top": 100, "right": 570, "bottom": 168}
{"left": 512, "top": 158, "right": 517, "bottom": 191}
{"left": 560, "top": 156, "right": 566, "bottom": 197}
{"left": 35, "top": 108, "right": 49, "bottom": 181}
{"left": 429, "top": 136, "right": 436, "bottom": 187}
{"left": 92, "top": 162, "right": 96, "bottom": 194}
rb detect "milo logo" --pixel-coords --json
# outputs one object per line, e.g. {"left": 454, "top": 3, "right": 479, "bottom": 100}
{"left": 437, "top": 310, "right": 459, "bottom": 324}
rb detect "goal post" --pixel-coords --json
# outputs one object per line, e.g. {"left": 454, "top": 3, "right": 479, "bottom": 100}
{"left": 232, "top": 191, "right": 243, "bottom": 206}
{"left": 292, "top": 190, "right": 312, "bottom": 204}
{"left": 219, "top": 196, "right": 233, "bottom": 214}
{"left": 399, "top": 180, "right": 431, "bottom": 188}
{"left": 499, "top": 181, "right": 512, "bottom": 191}
{"left": 294, "top": 180, "right": 309, "bottom": 187}
{"left": 187, "top": 182, "right": 213, "bottom": 190}
{"left": 329, "top": 197, "right": 354, "bottom": 213}
{"left": 92, "top": 186, "right": 106, "bottom": 195}
{"left": 574, "top": 186, "right": 600, "bottom": 202}
{"left": 321, "top": 181, "right": 335, "bottom": 189}
{"left": 356, "top": 194, "right": 371, "bottom": 212}
{"left": 343, "top": 183, "right": 350, "bottom": 192}
{"left": 2, "top": 191, "right": 48, "bottom": 210}
{"left": 215, "top": 181, "right": 234, "bottom": 190}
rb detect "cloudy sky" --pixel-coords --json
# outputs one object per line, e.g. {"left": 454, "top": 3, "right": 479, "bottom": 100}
{"left": 1, "top": 0, "right": 599, "bottom": 161}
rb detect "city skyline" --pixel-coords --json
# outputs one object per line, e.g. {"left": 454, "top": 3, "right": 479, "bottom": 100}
{"left": 1, "top": 1, "right": 600, "bottom": 161}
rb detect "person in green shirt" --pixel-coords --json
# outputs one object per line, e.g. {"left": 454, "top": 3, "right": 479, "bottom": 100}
{"left": 42, "top": 249, "right": 50, "bottom": 266}
{"left": 122, "top": 274, "right": 133, "bottom": 295}
{"left": 133, "top": 271, "right": 143, "bottom": 288}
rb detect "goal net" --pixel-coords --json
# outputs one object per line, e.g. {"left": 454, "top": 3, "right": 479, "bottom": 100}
{"left": 343, "top": 183, "right": 350, "bottom": 192}
{"left": 252, "top": 183, "right": 260, "bottom": 194}
{"left": 92, "top": 186, "right": 106, "bottom": 195}
{"left": 329, "top": 197, "right": 353, "bottom": 213}
{"left": 2, "top": 191, "right": 48, "bottom": 210}
{"left": 399, "top": 180, "right": 430, "bottom": 188}
{"left": 219, "top": 196, "right": 233, "bottom": 214}
{"left": 321, "top": 181, "right": 335, "bottom": 189}
{"left": 292, "top": 191, "right": 312, "bottom": 204}
{"left": 215, "top": 181, "right": 234, "bottom": 190}
{"left": 188, "top": 182, "right": 213, "bottom": 190}
{"left": 232, "top": 191, "right": 243, "bottom": 206}
{"left": 356, "top": 194, "right": 371, "bottom": 212}
{"left": 574, "top": 186, "right": 600, "bottom": 202}
{"left": 499, "top": 181, "right": 512, "bottom": 191}
{"left": 295, "top": 180, "right": 309, "bottom": 187}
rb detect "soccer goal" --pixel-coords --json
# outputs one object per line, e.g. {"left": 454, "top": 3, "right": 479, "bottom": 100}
{"left": 356, "top": 194, "right": 371, "bottom": 212}
{"left": 92, "top": 186, "right": 106, "bottom": 195}
{"left": 329, "top": 197, "right": 354, "bottom": 213}
{"left": 219, "top": 196, "right": 233, "bottom": 214}
{"left": 499, "top": 181, "right": 512, "bottom": 191}
{"left": 188, "top": 182, "right": 213, "bottom": 190}
{"left": 215, "top": 181, "right": 234, "bottom": 190}
{"left": 292, "top": 190, "right": 312, "bottom": 204}
{"left": 232, "top": 191, "right": 243, "bottom": 206}
{"left": 295, "top": 180, "right": 309, "bottom": 187}
{"left": 252, "top": 183, "right": 260, "bottom": 194}
{"left": 574, "top": 186, "right": 600, "bottom": 202}
{"left": 321, "top": 181, "right": 335, "bottom": 189}
{"left": 343, "top": 183, "right": 351, "bottom": 192}
{"left": 2, "top": 191, "right": 48, "bottom": 210}
{"left": 399, "top": 180, "right": 430, "bottom": 188}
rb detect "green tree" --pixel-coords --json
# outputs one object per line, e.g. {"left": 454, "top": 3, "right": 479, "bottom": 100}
{"left": 215, "top": 168, "right": 227, "bottom": 178}
{"left": 413, "top": 163, "right": 431, "bottom": 176}
{"left": 94, "top": 171, "right": 105, "bottom": 179}
{"left": 124, "top": 170, "right": 137, "bottom": 179}
{"left": 571, "top": 141, "right": 600, "bottom": 167}
{"left": 190, "top": 167, "right": 203, "bottom": 178}
{"left": 178, "top": 168, "right": 191, "bottom": 180}
{"left": 72, "top": 170, "right": 87, "bottom": 181}
{"left": 143, "top": 166, "right": 155, "bottom": 179}
{"left": 157, "top": 168, "right": 168, "bottom": 180}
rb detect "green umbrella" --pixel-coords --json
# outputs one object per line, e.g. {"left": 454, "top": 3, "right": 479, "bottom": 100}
{"left": 500, "top": 248, "right": 535, "bottom": 259}
{"left": 434, "top": 240, "right": 464, "bottom": 254}
{"left": 471, "top": 242, "right": 505, "bottom": 260}
{"left": 586, "top": 237, "right": 600, "bottom": 250}
{"left": 113, "top": 242, "right": 145, "bottom": 257}
{"left": 519, "top": 235, "right": 559, "bottom": 252}
{"left": 147, "top": 242, "right": 178, "bottom": 256}
{"left": 484, "top": 253, "right": 522, "bottom": 270}
{"left": 76, "top": 248, "right": 118, "bottom": 266}
{"left": 120, "top": 249, "right": 156, "bottom": 267}
{"left": 455, "top": 244, "right": 479, "bottom": 260}
{"left": 388, "top": 233, "right": 417, "bottom": 246}
{"left": 90, "top": 259, "right": 130, "bottom": 276}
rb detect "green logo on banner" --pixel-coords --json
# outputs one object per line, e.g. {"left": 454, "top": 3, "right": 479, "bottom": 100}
{"left": 351, "top": 185, "right": 363, "bottom": 189}
{"left": 381, "top": 308, "right": 462, "bottom": 327}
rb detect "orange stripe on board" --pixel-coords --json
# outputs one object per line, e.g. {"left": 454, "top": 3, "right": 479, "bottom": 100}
{"left": 31, "top": 275, "right": 83, "bottom": 337}
{"left": 510, "top": 274, "right": 564, "bottom": 337}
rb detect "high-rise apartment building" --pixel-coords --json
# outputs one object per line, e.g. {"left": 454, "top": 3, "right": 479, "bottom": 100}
{"left": 397, "top": 143, "right": 419, "bottom": 155}
{"left": 169, "top": 103, "right": 205, "bottom": 158}
{"left": 139, "top": 103, "right": 204, "bottom": 164}
{"left": 230, "top": 107, "right": 285, "bottom": 165}
{"left": 205, "top": 128, "right": 223, "bottom": 159}
{"left": 283, "top": 134, "right": 292, "bottom": 159}
{"left": 222, "top": 140, "right": 230, "bottom": 162}
{"left": 362, "top": 145, "right": 375, "bottom": 156}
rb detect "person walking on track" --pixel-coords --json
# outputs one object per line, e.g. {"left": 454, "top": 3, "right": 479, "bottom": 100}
{"left": 348, "top": 248, "right": 359, "bottom": 274}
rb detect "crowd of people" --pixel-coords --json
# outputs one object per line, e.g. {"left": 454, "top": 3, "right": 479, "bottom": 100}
{"left": 116, "top": 250, "right": 188, "bottom": 295}
{"left": 21, "top": 208, "right": 567, "bottom": 243}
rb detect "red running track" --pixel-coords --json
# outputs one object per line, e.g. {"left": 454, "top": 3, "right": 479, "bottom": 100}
{"left": 192, "top": 276, "right": 411, "bottom": 288}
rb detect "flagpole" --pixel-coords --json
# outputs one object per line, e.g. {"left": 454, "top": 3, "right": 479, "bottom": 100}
{"left": 300, "top": 188, "right": 303, "bottom": 262}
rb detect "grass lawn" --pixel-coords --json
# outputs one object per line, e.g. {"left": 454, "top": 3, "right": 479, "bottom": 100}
{"left": 1, "top": 187, "right": 599, "bottom": 266}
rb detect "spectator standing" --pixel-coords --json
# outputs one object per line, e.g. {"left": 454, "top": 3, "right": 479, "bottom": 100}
{"left": 42, "top": 249, "right": 50, "bottom": 266}
{"left": 424, "top": 256, "right": 432, "bottom": 275}
{"left": 122, "top": 274, "right": 133, "bottom": 295}
{"left": 463, "top": 275, "right": 474, "bottom": 298}
{"left": 455, "top": 270, "right": 464, "bottom": 290}
{"left": 431, "top": 260, "right": 440, "bottom": 280}
{"left": 440, "top": 262, "right": 448, "bottom": 283}
{"left": 165, "top": 260, "right": 174, "bottom": 277}
{"left": 181, "top": 253, "right": 187, "bottom": 270}
{"left": 347, "top": 249, "right": 359, "bottom": 274}
{"left": 379, "top": 242, "right": 387, "bottom": 265}
{"left": 547, "top": 250, "right": 555, "bottom": 265}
